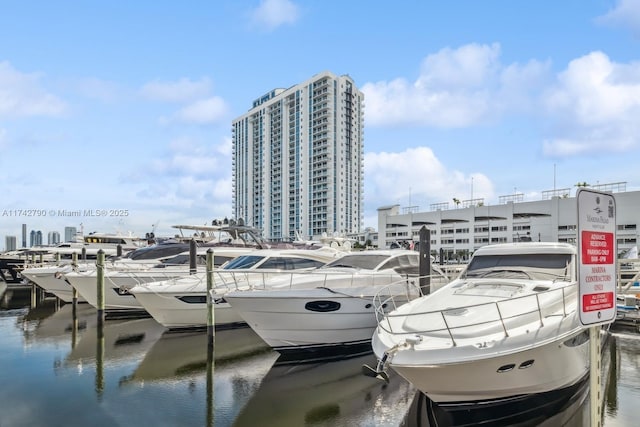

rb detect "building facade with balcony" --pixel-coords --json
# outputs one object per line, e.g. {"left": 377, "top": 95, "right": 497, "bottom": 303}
{"left": 232, "top": 71, "right": 364, "bottom": 241}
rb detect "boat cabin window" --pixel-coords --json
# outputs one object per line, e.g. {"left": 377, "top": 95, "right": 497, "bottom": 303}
{"left": 155, "top": 254, "right": 233, "bottom": 267}
{"left": 287, "top": 258, "right": 326, "bottom": 270}
{"left": 257, "top": 257, "right": 326, "bottom": 270}
{"left": 84, "top": 236, "right": 128, "bottom": 245}
{"left": 464, "top": 253, "right": 573, "bottom": 281}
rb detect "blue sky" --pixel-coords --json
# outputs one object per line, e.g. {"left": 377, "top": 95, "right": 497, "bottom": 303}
{"left": 2, "top": 0, "right": 640, "bottom": 247}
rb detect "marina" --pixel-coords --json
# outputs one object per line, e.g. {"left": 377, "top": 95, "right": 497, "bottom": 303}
{"left": 1, "top": 283, "right": 639, "bottom": 426}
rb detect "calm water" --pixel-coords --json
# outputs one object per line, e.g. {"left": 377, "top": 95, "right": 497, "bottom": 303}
{"left": 1, "top": 286, "right": 638, "bottom": 427}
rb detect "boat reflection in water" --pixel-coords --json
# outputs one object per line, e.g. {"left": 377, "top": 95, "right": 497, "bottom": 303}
{"left": 121, "top": 325, "right": 278, "bottom": 426}
{"left": 232, "top": 352, "right": 415, "bottom": 427}
{"left": 64, "top": 317, "right": 166, "bottom": 369}
{"left": 125, "top": 326, "right": 272, "bottom": 383}
{"left": 23, "top": 302, "right": 97, "bottom": 346}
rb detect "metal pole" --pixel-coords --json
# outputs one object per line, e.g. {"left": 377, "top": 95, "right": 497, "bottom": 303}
{"left": 96, "top": 249, "right": 105, "bottom": 327}
{"left": 590, "top": 326, "right": 602, "bottom": 427}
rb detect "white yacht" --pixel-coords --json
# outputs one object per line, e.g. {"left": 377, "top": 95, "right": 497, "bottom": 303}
{"left": 64, "top": 246, "right": 254, "bottom": 312}
{"left": 62, "top": 222, "right": 336, "bottom": 312}
{"left": 128, "top": 247, "right": 344, "bottom": 329}
{"left": 224, "top": 250, "right": 451, "bottom": 357}
{"left": 0, "top": 231, "right": 147, "bottom": 284}
{"left": 21, "top": 263, "right": 89, "bottom": 303}
{"left": 19, "top": 245, "right": 231, "bottom": 304}
{"left": 368, "top": 242, "right": 589, "bottom": 404}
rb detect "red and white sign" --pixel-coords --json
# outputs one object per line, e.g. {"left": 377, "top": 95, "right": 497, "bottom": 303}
{"left": 577, "top": 189, "right": 616, "bottom": 325}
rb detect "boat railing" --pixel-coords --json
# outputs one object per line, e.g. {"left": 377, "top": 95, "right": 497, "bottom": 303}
{"left": 373, "top": 280, "right": 578, "bottom": 347}
{"left": 241, "top": 270, "right": 427, "bottom": 292}
{"left": 126, "top": 270, "right": 446, "bottom": 295}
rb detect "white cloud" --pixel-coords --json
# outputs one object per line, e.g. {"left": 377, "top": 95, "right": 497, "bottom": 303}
{"left": 156, "top": 154, "right": 220, "bottom": 177}
{"left": 416, "top": 43, "right": 501, "bottom": 90}
{"left": 362, "top": 43, "right": 549, "bottom": 127}
{"left": 541, "top": 51, "right": 640, "bottom": 155}
{"left": 595, "top": 0, "right": 640, "bottom": 37}
{"left": 140, "top": 77, "right": 212, "bottom": 103}
{"left": 140, "top": 77, "right": 228, "bottom": 125}
{"left": 364, "top": 147, "right": 494, "bottom": 211}
{"left": 363, "top": 44, "right": 640, "bottom": 159}
{"left": 173, "top": 97, "right": 229, "bottom": 125}
{"left": 217, "top": 136, "right": 233, "bottom": 156}
{"left": 151, "top": 137, "right": 228, "bottom": 177}
{"left": 250, "top": 0, "right": 300, "bottom": 30}
{"left": 0, "top": 61, "right": 67, "bottom": 117}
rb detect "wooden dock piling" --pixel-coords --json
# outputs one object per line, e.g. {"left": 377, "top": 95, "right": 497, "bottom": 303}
{"left": 206, "top": 249, "right": 215, "bottom": 348}
{"left": 96, "top": 249, "right": 105, "bottom": 327}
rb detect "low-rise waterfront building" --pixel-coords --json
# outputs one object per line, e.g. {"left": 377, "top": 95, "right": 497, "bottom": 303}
{"left": 377, "top": 182, "right": 639, "bottom": 261}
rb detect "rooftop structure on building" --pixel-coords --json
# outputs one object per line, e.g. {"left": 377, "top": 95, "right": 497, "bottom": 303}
{"left": 232, "top": 71, "right": 364, "bottom": 241}
{"left": 377, "top": 181, "right": 639, "bottom": 261}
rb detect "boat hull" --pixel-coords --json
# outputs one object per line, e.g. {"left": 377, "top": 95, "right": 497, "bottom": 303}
{"left": 21, "top": 266, "right": 86, "bottom": 303}
{"left": 65, "top": 271, "right": 188, "bottom": 310}
{"left": 132, "top": 290, "right": 245, "bottom": 329}
{"left": 386, "top": 328, "right": 590, "bottom": 403}
{"left": 226, "top": 288, "right": 413, "bottom": 353}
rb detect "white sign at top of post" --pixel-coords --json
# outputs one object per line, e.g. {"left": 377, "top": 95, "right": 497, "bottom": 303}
{"left": 576, "top": 188, "right": 617, "bottom": 326}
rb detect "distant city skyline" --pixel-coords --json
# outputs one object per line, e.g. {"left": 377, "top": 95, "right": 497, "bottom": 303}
{"left": 1, "top": 224, "right": 78, "bottom": 251}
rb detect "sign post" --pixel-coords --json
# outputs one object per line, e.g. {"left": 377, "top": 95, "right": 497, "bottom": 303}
{"left": 576, "top": 188, "right": 616, "bottom": 427}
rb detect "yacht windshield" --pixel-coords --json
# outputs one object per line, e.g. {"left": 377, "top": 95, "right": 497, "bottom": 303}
{"left": 127, "top": 244, "right": 189, "bottom": 260}
{"left": 222, "top": 255, "right": 265, "bottom": 270}
{"left": 464, "top": 253, "right": 572, "bottom": 281}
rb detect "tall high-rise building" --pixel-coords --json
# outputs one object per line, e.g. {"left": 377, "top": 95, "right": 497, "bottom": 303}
{"left": 48, "top": 231, "right": 61, "bottom": 245}
{"left": 22, "top": 224, "right": 27, "bottom": 248}
{"left": 64, "top": 226, "right": 77, "bottom": 242}
{"left": 232, "top": 71, "right": 364, "bottom": 241}
{"left": 30, "top": 230, "right": 43, "bottom": 247}
{"left": 5, "top": 236, "right": 17, "bottom": 251}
